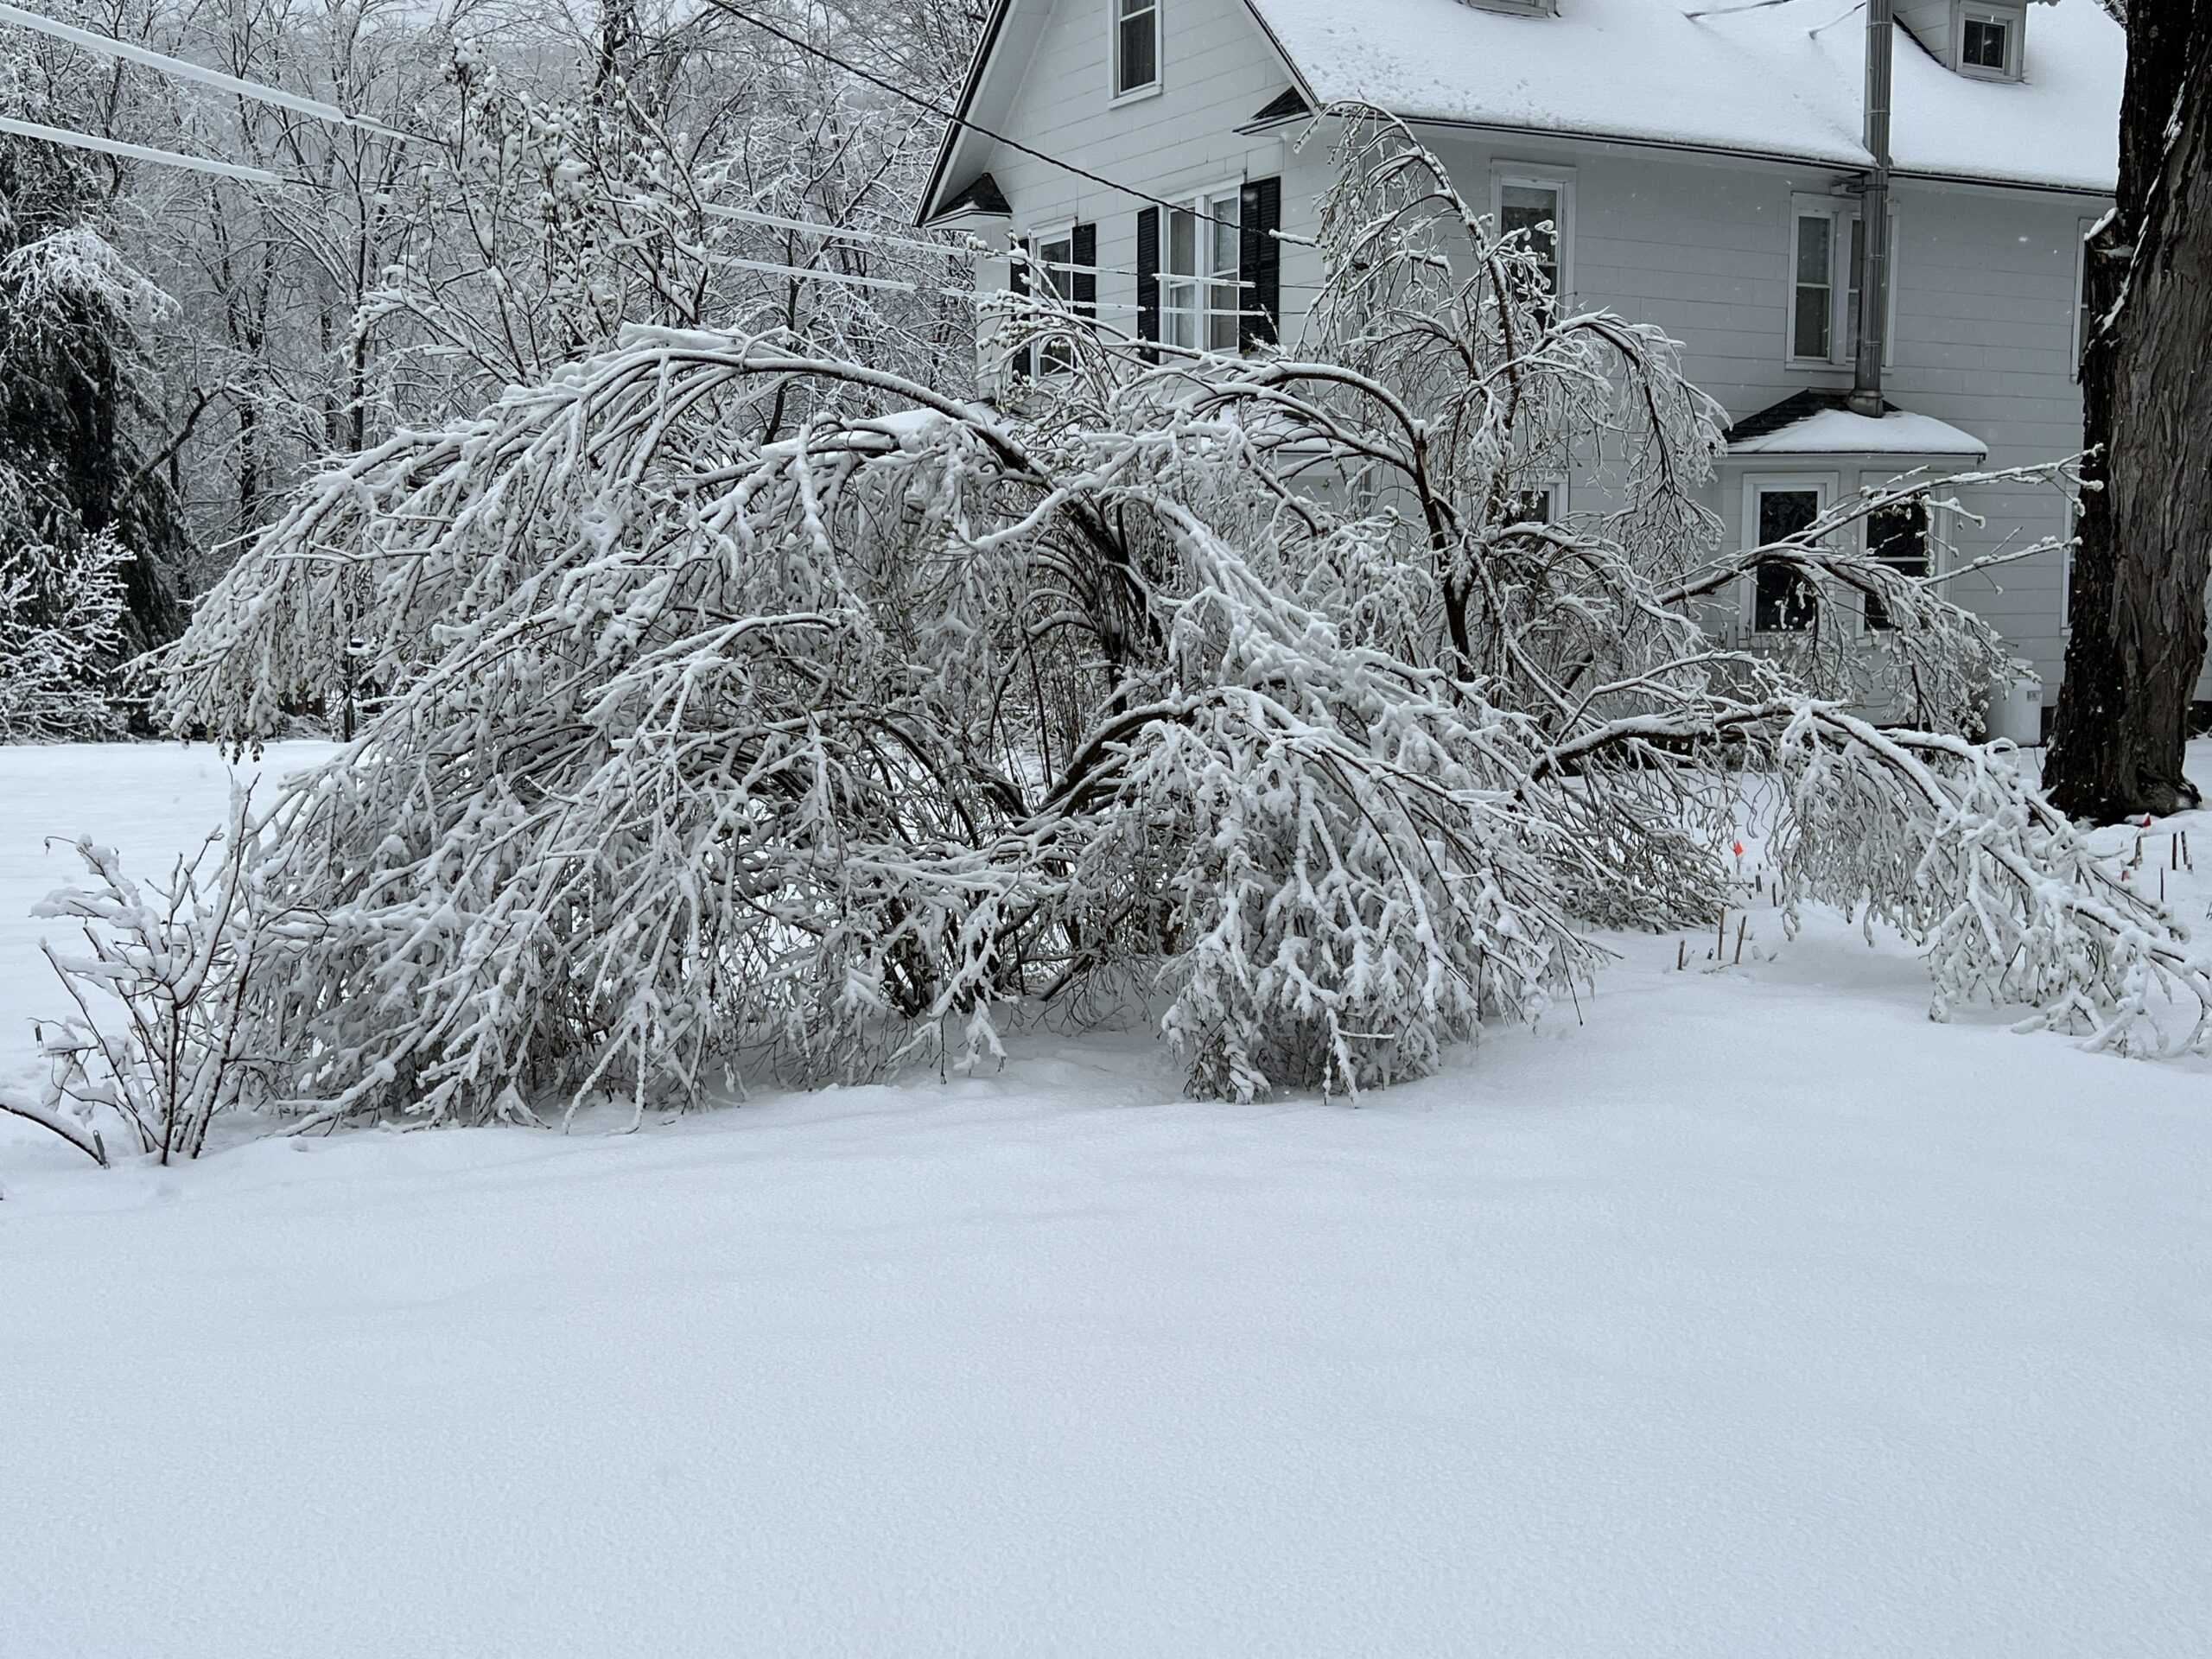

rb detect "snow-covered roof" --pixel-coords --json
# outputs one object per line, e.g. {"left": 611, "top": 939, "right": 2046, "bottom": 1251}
{"left": 1248, "top": 0, "right": 2122, "bottom": 194}
{"left": 1725, "top": 392, "right": 1987, "bottom": 457}
{"left": 922, "top": 0, "right": 2122, "bottom": 225}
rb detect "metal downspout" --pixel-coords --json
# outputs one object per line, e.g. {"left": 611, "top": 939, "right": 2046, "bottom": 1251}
{"left": 1851, "top": 0, "right": 1894, "bottom": 416}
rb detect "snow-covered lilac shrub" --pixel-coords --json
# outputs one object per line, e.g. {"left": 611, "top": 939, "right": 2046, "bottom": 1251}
{"left": 57, "top": 111, "right": 2194, "bottom": 1146}
{"left": 20, "top": 791, "right": 298, "bottom": 1165}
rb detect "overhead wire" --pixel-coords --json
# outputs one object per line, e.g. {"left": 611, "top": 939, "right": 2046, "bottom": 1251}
{"left": 0, "top": 0, "right": 1313, "bottom": 312}
{"left": 0, "top": 0, "right": 411, "bottom": 139}
{"left": 692, "top": 0, "right": 1252, "bottom": 231}
{"left": 0, "top": 109, "right": 283, "bottom": 181}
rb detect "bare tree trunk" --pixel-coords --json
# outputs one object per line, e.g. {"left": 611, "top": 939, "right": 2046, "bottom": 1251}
{"left": 2046, "top": 0, "right": 2212, "bottom": 821}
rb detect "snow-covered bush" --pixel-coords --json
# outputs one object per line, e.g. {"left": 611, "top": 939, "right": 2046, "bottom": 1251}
{"left": 28, "top": 790, "right": 301, "bottom": 1164}
{"left": 53, "top": 111, "right": 2194, "bottom": 1150}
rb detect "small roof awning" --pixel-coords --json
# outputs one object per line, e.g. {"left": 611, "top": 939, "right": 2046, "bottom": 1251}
{"left": 929, "top": 171, "right": 1012, "bottom": 222}
{"left": 1724, "top": 390, "right": 1987, "bottom": 461}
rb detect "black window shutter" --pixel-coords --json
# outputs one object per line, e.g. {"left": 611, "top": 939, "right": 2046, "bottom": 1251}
{"left": 1239, "top": 177, "right": 1281, "bottom": 351}
{"left": 1071, "top": 221, "right": 1097, "bottom": 321}
{"left": 1008, "top": 235, "right": 1032, "bottom": 381}
{"left": 1135, "top": 207, "right": 1160, "bottom": 359}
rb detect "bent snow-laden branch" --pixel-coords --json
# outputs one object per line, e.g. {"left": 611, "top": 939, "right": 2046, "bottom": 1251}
{"left": 55, "top": 109, "right": 2196, "bottom": 1148}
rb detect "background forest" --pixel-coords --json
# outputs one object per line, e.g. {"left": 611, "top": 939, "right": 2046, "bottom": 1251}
{"left": 0, "top": 0, "right": 986, "bottom": 735}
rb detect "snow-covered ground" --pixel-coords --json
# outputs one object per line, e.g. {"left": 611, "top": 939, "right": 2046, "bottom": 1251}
{"left": 1, "top": 741, "right": 2208, "bottom": 1656}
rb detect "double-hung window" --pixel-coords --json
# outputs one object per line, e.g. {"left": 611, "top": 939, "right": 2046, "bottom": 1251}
{"left": 1163, "top": 188, "right": 1241, "bottom": 353}
{"left": 1007, "top": 224, "right": 1096, "bottom": 382}
{"left": 1792, "top": 209, "right": 1836, "bottom": 362}
{"left": 1033, "top": 226, "right": 1077, "bottom": 373}
{"left": 1863, "top": 502, "right": 1930, "bottom": 630}
{"left": 1495, "top": 174, "right": 1571, "bottom": 312}
{"left": 1113, "top": 0, "right": 1159, "bottom": 98}
{"left": 2074, "top": 216, "right": 2097, "bottom": 378}
{"left": 1793, "top": 200, "right": 1896, "bottom": 366}
{"left": 2062, "top": 506, "right": 2080, "bottom": 629}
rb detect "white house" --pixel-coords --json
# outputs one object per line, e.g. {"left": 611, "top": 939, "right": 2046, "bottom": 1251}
{"left": 919, "top": 0, "right": 2137, "bottom": 725}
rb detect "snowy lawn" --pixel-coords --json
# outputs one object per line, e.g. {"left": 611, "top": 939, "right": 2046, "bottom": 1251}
{"left": 1, "top": 741, "right": 2208, "bottom": 1656}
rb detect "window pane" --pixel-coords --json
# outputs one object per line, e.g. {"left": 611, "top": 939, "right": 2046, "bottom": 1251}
{"left": 1754, "top": 488, "right": 1821, "bottom": 632}
{"left": 1758, "top": 487, "right": 1821, "bottom": 544}
{"left": 1962, "top": 17, "right": 2005, "bottom": 68}
{"left": 1117, "top": 2, "right": 1156, "bottom": 92}
{"left": 1755, "top": 565, "right": 1819, "bottom": 632}
{"left": 1793, "top": 285, "right": 1830, "bottom": 360}
{"left": 1210, "top": 198, "right": 1240, "bottom": 279}
{"left": 1795, "top": 213, "right": 1830, "bottom": 285}
{"left": 1864, "top": 503, "right": 1929, "bottom": 630}
{"left": 2077, "top": 237, "right": 2094, "bottom": 369}
{"left": 1500, "top": 183, "right": 1560, "bottom": 291}
{"left": 1845, "top": 215, "right": 1864, "bottom": 359}
{"left": 1208, "top": 298, "right": 1238, "bottom": 353}
{"left": 1167, "top": 209, "right": 1194, "bottom": 276}
{"left": 1038, "top": 236, "right": 1073, "bottom": 302}
{"left": 1166, "top": 279, "right": 1196, "bottom": 348}
{"left": 1793, "top": 216, "right": 1832, "bottom": 359}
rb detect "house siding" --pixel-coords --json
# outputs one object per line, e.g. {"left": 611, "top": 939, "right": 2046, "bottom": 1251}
{"left": 975, "top": 0, "right": 1331, "bottom": 351}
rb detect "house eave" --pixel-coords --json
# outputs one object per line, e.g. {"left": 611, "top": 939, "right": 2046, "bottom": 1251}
{"left": 916, "top": 0, "right": 1016, "bottom": 226}
{"left": 1391, "top": 111, "right": 2113, "bottom": 198}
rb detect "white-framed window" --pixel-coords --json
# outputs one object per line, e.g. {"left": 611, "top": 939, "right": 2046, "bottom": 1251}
{"left": 1790, "top": 207, "right": 1838, "bottom": 362}
{"left": 2062, "top": 505, "right": 2080, "bottom": 630}
{"left": 1958, "top": 5, "right": 2020, "bottom": 78}
{"left": 2072, "top": 216, "right": 2097, "bottom": 380}
{"left": 1743, "top": 474, "right": 1834, "bottom": 633}
{"left": 1862, "top": 499, "right": 1932, "bottom": 631}
{"left": 1112, "top": 0, "right": 1160, "bottom": 100}
{"left": 1163, "top": 185, "right": 1241, "bottom": 353}
{"left": 1790, "top": 198, "right": 1897, "bottom": 367}
{"left": 1492, "top": 169, "right": 1574, "bottom": 309}
{"left": 1508, "top": 480, "right": 1567, "bottom": 524}
{"left": 1031, "top": 220, "right": 1077, "bottom": 374}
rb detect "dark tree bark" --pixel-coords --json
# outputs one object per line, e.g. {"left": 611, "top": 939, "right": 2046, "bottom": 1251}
{"left": 2046, "top": 0, "right": 2212, "bottom": 820}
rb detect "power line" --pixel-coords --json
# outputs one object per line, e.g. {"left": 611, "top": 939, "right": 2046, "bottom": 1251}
{"left": 0, "top": 111, "right": 283, "bottom": 182}
{"left": 702, "top": 200, "right": 977, "bottom": 259}
{"left": 0, "top": 1, "right": 411, "bottom": 139}
{"left": 694, "top": 0, "right": 1243, "bottom": 230}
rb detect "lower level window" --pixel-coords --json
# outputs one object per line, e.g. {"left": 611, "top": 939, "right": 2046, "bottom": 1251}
{"left": 1863, "top": 502, "right": 1929, "bottom": 630}
{"left": 1498, "top": 181, "right": 1564, "bottom": 309}
{"left": 1753, "top": 485, "right": 1823, "bottom": 632}
{"left": 1035, "top": 228, "right": 1077, "bottom": 373}
{"left": 1165, "top": 190, "right": 1241, "bottom": 353}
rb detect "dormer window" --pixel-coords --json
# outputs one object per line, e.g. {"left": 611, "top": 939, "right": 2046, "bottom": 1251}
{"left": 1113, "top": 0, "right": 1160, "bottom": 99}
{"left": 1895, "top": 0, "right": 2025, "bottom": 80}
{"left": 1958, "top": 6, "right": 2019, "bottom": 75}
{"left": 1961, "top": 14, "right": 2009, "bottom": 67}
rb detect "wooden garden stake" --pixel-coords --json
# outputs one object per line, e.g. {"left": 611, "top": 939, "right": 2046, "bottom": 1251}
{"left": 1733, "top": 916, "right": 1746, "bottom": 964}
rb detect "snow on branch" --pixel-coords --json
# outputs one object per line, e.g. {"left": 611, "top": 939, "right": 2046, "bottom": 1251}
{"left": 52, "top": 108, "right": 2198, "bottom": 1149}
